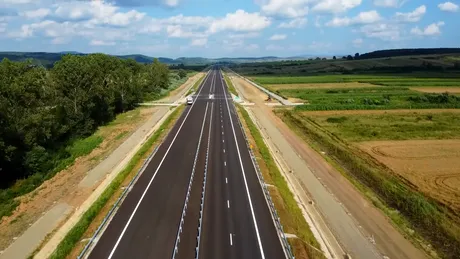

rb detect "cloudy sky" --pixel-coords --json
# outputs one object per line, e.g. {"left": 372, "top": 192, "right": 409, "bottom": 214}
{"left": 0, "top": 0, "right": 459, "bottom": 58}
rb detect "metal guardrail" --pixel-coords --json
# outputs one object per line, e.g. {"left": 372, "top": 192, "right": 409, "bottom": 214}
{"left": 77, "top": 145, "right": 160, "bottom": 259}
{"left": 231, "top": 101, "right": 295, "bottom": 258}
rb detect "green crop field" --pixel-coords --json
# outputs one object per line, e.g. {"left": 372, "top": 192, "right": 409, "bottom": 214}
{"left": 251, "top": 75, "right": 460, "bottom": 87}
{"left": 303, "top": 111, "right": 460, "bottom": 141}
{"left": 277, "top": 87, "right": 460, "bottom": 111}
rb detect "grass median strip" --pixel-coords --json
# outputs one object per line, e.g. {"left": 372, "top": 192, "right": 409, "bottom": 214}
{"left": 224, "top": 74, "right": 239, "bottom": 97}
{"left": 47, "top": 105, "right": 185, "bottom": 259}
{"left": 236, "top": 105, "right": 325, "bottom": 259}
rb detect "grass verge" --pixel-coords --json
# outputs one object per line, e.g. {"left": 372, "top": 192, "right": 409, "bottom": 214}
{"left": 277, "top": 109, "right": 460, "bottom": 259}
{"left": 47, "top": 105, "right": 185, "bottom": 259}
{"left": 0, "top": 135, "right": 103, "bottom": 220}
{"left": 224, "top": 74, "right": 239, "bottom": 97}
{"left": 192, "top": 73, "right": 206, "bottom": 92}
{"left": 236, "top": 105, "right": 325, "bottom": 259}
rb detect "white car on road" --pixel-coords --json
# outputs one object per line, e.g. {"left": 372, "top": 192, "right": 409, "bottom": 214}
{"left": 186, "top": 96, "right": 193, "bottom": 105}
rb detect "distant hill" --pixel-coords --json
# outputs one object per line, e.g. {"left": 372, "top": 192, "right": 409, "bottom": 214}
{"left": 0, "top": 51, "right": 297, "bottom": 67}
{"left": 2, "top": 48, "right": 460, "bottom": 68}
{"left": 359, "top": 48, "right": 460, "bottom": 59}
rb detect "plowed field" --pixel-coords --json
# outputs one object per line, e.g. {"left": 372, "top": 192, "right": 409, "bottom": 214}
{"left": 359, "top": 140, "right": 460, "bottom": 212}
{"left": 410, "top": 87, "right": 460, "bottom": 94}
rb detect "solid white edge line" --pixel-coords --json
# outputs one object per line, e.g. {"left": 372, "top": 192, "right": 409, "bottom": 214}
{"left": 172, "top": 102, "right": 209, "bottom": 258}
{"left": 220, "top": 70, "right": 266, "bottom": 259}
{"left": 196, "top": 100, "right": 214, "bottom": 259}
{"left": 106, "top": 70, "right": 212, "bottom": 259}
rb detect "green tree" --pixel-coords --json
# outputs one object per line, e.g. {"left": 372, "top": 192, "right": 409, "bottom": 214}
{"left": 178, "top": 69, "right": 187, "bottom": 79}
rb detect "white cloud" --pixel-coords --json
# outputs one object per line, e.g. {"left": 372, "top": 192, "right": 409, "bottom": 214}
{"left": 353, "top": 38, "right": 363, "bottom": 46}
{"left": 138, "top": 20, "right": 162, "bottom": 34}
{"left": 306, "top": 41, "right": 332, "bottom": 50}
{"left": 315, "top": 16, "right": 322, "bottom": 27}
{"left": 259, "top": 0, "right": 309, "bottom": 18}
{"left": 269, "top": 34, "right": 287, "bottom": 40}
{"left": 7, "top": 24, "right": 33, "bottom": 38}
{"left": 246, "top": 44, "right": 259, "bottom": 51}
{"left": 266, "top": 44, "right": 283, "bottom": 51}
{"left": 326, "top": 10, "right": 381, "bottom": 27}
{"left": 0, "top": 22, "right": 7, "bottom": 33}
{"left": 109, "top": 0, "right": 183, "bottom": 8}
{"left": 51, "top": 37, "right": 68, "bottom": 44}
{"left": 359, "top": 23, "right": 402, "bottom": 41}
{"left": 1, "top": 0, "right": 32, "bottom": 4}
{"left": 312, "top": 0, "right": 362, "bottom": 13}
{"left": 163, "top": 0, "right": 179, "bottom": 7}
{"left": 90, "top": 39, "right": 115, "bottom": 46}
{"left": 165, "top": 14, "right": 213, "bottom": 26}
{"left": 438, "top": 2, "right": 459, "bottom": 12}
{"left": 227, "top": 32, "right": 260, "bottom": 39}
{"left": 278, "top": 18, "right": 307, "bottom": 28}
{"left": 394, "top": 5, "right": 426, "bottom": 22}
{"left": 411, "top": 21, "right": 444, "bottom": 36}
{"left": 190, "top": 38, "right": 207, "bottom": 46}
{"left": 22, "top": 8, "right": 50, "bottom": 19}
{"left": 208, "top": 10, "right": 270, "bottom": 33}
{"left": 167, "top": 24, "right": 200, "bottom": 38}
{"left": 54, "top": 1, "right": 145, "bottom": 27}
{"left": 373, "top": 0, "right": 407, "bottom": 8}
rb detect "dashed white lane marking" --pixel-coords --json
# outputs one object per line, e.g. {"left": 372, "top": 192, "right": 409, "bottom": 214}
{"left": 222, "top": 139, "right": 224, "bottom": 143}
{"left": 226, "top": 177, "right": 228, "bottom": 184}
{"left": 224, "top": 161, "right": 226, "bottom": 166}
{"left": 222, "top": 131, "right": 224, "bottom": 135}
{"left": 230, "top": 233, "right": 233, "bottom": 246}
{"left": 223, "top": 149, "right": 225, "bottom": 153}
{"left": 227, "top": 200, "right": 230, "bottom": 208}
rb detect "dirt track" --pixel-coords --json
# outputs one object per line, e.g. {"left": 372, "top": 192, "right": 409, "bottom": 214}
{"left": 231, "top": 75, "right": 428, "bottom": 259}
{"left": 360, "top": 140, "right": 460, "bottom": 212}
{"left": 410, "top": 87, "right": 460, "bottom": 93}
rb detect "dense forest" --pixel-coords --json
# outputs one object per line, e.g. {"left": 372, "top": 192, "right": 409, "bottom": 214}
{"left": 358, "top": 48, "right": 460, "bottom": 59}
{"left": 0, "top": 54, "right": 172, "bottom": 192}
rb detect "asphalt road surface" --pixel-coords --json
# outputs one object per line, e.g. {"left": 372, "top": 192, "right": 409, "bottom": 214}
{"left": 87, "top": 67, "right": 285, "bottom": 259}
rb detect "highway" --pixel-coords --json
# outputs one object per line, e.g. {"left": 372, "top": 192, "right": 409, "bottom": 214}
{"left": 87, "top": 67, "right": 286, "bottom": 259}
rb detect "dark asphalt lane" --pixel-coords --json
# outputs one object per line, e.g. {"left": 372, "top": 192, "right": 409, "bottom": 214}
{"left": 88, "top": 70, "right": 214, "bottom": 259}
{"left": 87, "top": 68, "right": 285, "bottom": 259}
{"left": 198, "top": 70, "right": 285, "bottom": 259}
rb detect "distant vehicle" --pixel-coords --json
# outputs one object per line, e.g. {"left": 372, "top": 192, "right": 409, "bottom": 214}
{"left": 186, "top": 96, "right": 193, "bottom": 105}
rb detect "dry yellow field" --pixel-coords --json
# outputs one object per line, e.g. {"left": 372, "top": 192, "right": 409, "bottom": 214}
{"left": 266, "top": 82, "right": 378, "bottom": 90}
{"left": 359, "top": 140, "right": 460, "bottom": 212}
{"left": 410, "top": 87, "right": 460, "bottom": 94}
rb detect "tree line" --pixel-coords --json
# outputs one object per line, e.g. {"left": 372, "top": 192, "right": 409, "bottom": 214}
{"left": 0, "top": 54, "right": 171, "bottom": 188}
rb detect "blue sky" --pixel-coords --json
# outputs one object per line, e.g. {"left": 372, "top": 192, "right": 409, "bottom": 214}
{"left": 0, "top": 0, "right": 459, "bottom": 58}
